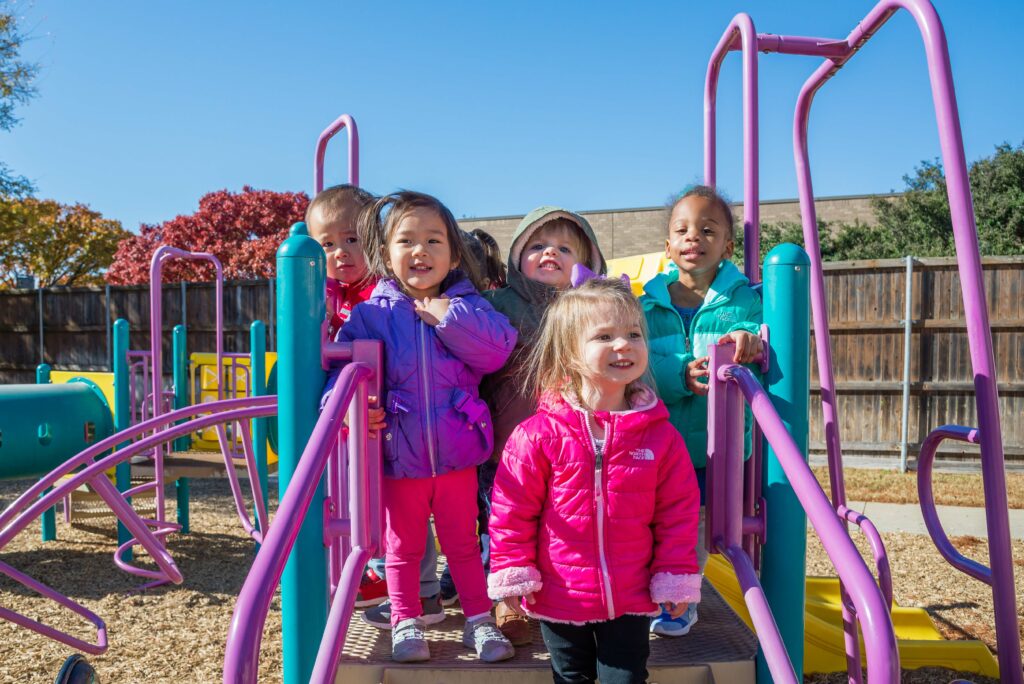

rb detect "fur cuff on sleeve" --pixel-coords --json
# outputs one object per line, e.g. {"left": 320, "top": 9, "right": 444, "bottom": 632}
{"left": 650, "top": 572, "right": 702, "bottom": 604}
{"left": 487, "top": 566, "right": 543, "bottom": 600}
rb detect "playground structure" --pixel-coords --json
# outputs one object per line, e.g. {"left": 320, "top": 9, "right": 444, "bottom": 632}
{"left": 0, "top": 1, "right": 1021, "bottom": 681}
{"left": 221, "top": 1, "right": 1019, "bottom": 683}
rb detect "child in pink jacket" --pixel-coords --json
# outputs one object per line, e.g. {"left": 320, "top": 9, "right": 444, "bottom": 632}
{"left": 487, "top": 274, "right": 701, "bottom": 684}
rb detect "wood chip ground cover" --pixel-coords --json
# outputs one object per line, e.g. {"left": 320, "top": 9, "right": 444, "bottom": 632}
{"left": 1, "top": 477, "right": 1019, "bottom": 683}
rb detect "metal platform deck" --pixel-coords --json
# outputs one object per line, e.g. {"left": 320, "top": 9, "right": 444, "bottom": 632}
{"left": 336, "top": 579, "right": 757, "bottom": 683}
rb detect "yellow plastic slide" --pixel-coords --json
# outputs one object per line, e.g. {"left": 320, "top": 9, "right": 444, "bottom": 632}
{"left": 704, "top": 554, "right": 999, "bottom": 677}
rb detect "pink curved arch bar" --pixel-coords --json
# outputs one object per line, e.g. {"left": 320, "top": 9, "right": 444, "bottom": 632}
{"left": 314, "top": 113, "right": 360, "bottom": 194}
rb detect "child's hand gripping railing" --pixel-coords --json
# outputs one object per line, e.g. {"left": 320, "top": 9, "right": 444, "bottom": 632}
{"left": 0, "top": 396, "right": 277, "bottom": 650}
{"left": 706, "top": 342, "right": 900, "bottom": 684}
{"left": 224, "top": 341, "right": 381, "bottom": 684}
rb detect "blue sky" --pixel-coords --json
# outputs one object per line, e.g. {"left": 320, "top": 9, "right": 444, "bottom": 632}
{"left": 5, "top": 1, "right": 1022, "bottom": 231}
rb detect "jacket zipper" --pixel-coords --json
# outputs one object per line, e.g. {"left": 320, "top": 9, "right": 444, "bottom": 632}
{"left": 418, "top": 320, "right": 437, "bottom": 476}
{"left": 582, "top": 409, "right": 616, "bottom": 620}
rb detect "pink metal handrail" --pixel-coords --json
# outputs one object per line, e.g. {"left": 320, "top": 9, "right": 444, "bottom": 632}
{"left": 313, "top": 113, "right": 360, "bottom": 194}
{"left": 223, "top": 363, "right": 377, "bottom": 684}
{"left": 148, "top": 246, "right": 225, "bottom": 527}
{"left": 707, "top": 343, "right": 900, "bottom": 683}
{"left": 789, "top": 2, "right": 1021, "bottom": 677}
{"left": 703, "top": 13, "right": 761, "bottom": 282}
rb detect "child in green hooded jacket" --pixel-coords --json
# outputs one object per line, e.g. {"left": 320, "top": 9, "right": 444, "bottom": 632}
{"left": 640, "top": 185, "right": 762, "bottom": 638}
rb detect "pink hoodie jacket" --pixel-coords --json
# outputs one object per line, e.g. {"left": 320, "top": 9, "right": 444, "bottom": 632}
{"left": 487, "top": 386, "right": 701, "bottom": 624}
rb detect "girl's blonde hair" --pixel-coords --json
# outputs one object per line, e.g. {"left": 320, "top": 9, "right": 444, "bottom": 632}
{"left": 525, "top": 277, "right": 652, "bottom": 404}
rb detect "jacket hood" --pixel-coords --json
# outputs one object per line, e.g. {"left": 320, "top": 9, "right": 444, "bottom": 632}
{"left": 505, "top": 206, "right": 606, "bottom": 305}
{"left": 371, "top": 269, "right": 477, "bottom": 303}
{"left": 641, "top": 260, "right": 749, "bottom": 311}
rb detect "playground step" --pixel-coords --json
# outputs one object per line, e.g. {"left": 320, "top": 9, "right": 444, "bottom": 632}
{"left": 336, "top": 580, "right": 756, "bottom": 684}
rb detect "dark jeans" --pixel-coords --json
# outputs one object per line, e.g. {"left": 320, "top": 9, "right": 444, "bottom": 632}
{"left": 540, "top": 615, "right": 650, "bottom": 684}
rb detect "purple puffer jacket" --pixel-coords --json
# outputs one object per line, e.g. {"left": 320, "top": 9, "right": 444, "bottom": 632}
{"left": 325, "top": 272, "right": 517, "bottom": 479}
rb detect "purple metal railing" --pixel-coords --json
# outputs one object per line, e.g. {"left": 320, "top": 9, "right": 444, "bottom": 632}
{"left": 705, "top": 1, "right": 1020, "bottom": 678}
{"left": 786, "top": 2, "right": 1021, "bottom": 678}
{"left": 313, "top": 113, "right": 359, "bottom": 194}
{"left": 223, "top": 361, "right": 379, "bottom": 684}
{"left": 707, "top": 343, "right": 900, "bottom": 683}
{"left": 147, "top": 246, "right": 225, "bottom": 527}
{"left": 0, "top": 395, "right": 277, "bottom": 651}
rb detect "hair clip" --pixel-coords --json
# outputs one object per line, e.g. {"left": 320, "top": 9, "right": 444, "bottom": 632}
{"left": 570, "top": 264, "right": 631, "bottom": 289}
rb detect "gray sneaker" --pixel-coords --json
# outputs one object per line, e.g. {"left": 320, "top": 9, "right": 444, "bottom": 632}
{"left": 462, "top": 616, "right": 515, "bottom": 663}
{"left": 362, "top": 593, "right": 446, "bottom": 630}
{"left": 392, "top": 618, "right": 430, "bottom": 663}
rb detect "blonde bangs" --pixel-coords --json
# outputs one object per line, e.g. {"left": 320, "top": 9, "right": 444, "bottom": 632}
{"left": 525, "top": 278, "right": 650, "bottom": 404}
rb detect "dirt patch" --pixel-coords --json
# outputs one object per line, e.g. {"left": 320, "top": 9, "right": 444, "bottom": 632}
{"left": 812, "top": 467, "right": 1024, "bottom": 509}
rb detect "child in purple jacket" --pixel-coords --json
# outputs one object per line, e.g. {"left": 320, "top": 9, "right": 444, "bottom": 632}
{"left": 326, "top": 190, "right": 518, "bottom": 664}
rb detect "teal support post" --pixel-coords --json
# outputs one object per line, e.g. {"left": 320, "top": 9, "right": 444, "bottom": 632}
{"left": 112, "top": 319, "right": 133, "bottom": 559}
{"left": 35, "top": 364, "right": 57, "bottom": 542}
{"left": 250, "top": 320, "right": 269, "bottom": 537}
{"left": 277, "top": 222, "right": 327, "bottom": 684}
{"left": 758, "top": 243, "right": 811, "bottom": 682}
{"left": 172, "top": 324, "right": 190, "bottom": 534}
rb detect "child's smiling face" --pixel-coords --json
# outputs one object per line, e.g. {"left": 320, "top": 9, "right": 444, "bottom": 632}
{"left": 308, "top": 203, "right": 368, "bottom": 285}
{"left": 520, "top": 223, "right": 586, "bottom": 290}
{"left": 580, "top": 304, "right": 648, "bottom": 393}
{"left": 385, "top": 206, "right": 457, "bottom": 300}
{"left": 665, "top": 195, "right": 734, "bottom": 278}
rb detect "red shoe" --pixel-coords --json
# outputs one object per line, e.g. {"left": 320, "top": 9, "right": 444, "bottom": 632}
{"left": 355, "top": 569, "right": 389, "bottom": 608}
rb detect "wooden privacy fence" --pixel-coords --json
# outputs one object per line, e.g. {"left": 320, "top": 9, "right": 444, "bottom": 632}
{"left": 0, "top": 279, "right": 277, "bottom": 385}
{"left": 0, "top": 255, "right": 1021, "bottom": 464}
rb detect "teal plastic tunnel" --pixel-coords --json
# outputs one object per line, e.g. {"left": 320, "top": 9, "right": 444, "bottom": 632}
{"left": 0, "top": 382, "right": 114, "bottom": 481}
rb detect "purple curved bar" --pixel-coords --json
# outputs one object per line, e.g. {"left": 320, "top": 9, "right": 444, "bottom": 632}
{"left": 0, "top": 396, "right": 276, "bottom": 533}
{"left": 791, "top": 2, "right": 1021, "bottom": 677}
{"left": 837, "top": 505, "right": 894, "bottom": 609}
{"left": 918, "top": 426, "right": 992, "bottom": 584}
{"left": 703, "top": 13, "right": 761, "bottom": 281}
{"left": 313, "top": 113, "right": 360, "bottom": 194}
{"left": 149, "top": 246, "right": 225, "bottom": 525}
{"left": 0, "top": 558, "right": 108, "bottom": 655}
{"left": 224, "top": 363, "right": 373, "bottom": 684}
{"left": 719, "top": 361, "right": 900, "bottom": 683}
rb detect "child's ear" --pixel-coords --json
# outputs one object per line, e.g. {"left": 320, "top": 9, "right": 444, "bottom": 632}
{"left": 381, "top": 245, "right": 391, "bottom": 270}
{"left": 723, "top": 239, "right": 735, "bottom": 260}
{"left": 664, "top": 238, "right": 671, "bottom": 258}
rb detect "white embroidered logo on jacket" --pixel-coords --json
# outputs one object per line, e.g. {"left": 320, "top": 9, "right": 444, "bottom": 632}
{"left": 630, "top": 448, "right": 655, "bottom": 461}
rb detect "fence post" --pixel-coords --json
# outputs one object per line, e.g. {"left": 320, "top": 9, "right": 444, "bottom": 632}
{"left": 277, "top": 221, "right": 327, "bottom": 684}
{"left": 105, "top": 284, "right": 112, "bottom": 369}
{"left": 37, "top": 287, "right": 44, "bottom": 363}
{"left": 113, "top": 318, "right": 133, "bottom": 558}
{"left": 899, "top": 256, "right": 914, "bottom": 473}
{"left": 758, "top": 243, "right": 810, "bottom": 683}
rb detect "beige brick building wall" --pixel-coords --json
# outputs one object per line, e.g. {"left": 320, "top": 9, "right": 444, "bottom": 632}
{"left": 459, "top": 193, "right": 895, "bottom": 260}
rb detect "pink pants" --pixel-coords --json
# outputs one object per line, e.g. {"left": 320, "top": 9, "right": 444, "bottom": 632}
{"left": 383, "top": 467, "right": 491, "bottom": 625}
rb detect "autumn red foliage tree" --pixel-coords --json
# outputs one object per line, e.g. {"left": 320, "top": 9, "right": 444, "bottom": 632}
{"left": 105, "top": 186, "right": 309, "bottom": 284}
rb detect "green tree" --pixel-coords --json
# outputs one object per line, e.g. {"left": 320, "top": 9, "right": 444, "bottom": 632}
{"left": 0, "top": 4, "right": 37, "bottom": 197}
{"left": 872, "top": 142, "right": 1024, "bottom": 257}
{"left": 0, "top": 197, "right": 130, "bottom": 288}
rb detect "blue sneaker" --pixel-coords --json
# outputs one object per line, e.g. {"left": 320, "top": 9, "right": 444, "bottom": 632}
{"left": 650, "top": 603, "right": 698, "bottom": 637}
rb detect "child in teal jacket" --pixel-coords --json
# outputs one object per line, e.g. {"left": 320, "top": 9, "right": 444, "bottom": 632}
{"left": 640, "top": 185, "right": 762, "bottom": 638}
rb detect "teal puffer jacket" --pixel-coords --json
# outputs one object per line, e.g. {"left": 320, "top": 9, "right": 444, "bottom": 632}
{"left": 640, "top": 260, "right": 761, "bottom": 468}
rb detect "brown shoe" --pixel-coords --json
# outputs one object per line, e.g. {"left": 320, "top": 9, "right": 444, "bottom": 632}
{"left": 495, "top": 601, "right": 532, "bottom": 646}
